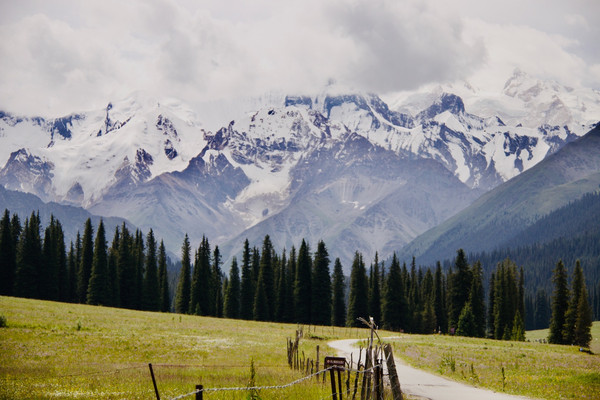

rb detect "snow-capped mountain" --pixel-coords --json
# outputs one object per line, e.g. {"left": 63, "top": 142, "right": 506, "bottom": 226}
{"left": 0, "top": 70, "right": 598, "bottom": 266}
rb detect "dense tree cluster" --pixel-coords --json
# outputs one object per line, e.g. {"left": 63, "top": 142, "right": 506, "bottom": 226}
{"left": 549, "top": 260, "right": 593, "bottom": 347}
{"left": 0, "top": 208, "right": 594, "bottom": 347}
{"left": 0, "top": 210, "right": 171, "bottom": 312}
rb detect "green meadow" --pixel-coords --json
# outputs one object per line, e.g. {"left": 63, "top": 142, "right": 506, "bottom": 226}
{"left": 1, "top": 296, "right": 599, "bottom": 399}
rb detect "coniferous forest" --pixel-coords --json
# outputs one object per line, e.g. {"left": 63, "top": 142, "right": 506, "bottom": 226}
{"left": 0, "top": 208, "right": 596, "bottom": 346}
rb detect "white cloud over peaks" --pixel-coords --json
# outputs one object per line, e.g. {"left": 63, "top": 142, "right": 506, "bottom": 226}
{"left": 0, "top": 0, "right": 598, "bottom": 117}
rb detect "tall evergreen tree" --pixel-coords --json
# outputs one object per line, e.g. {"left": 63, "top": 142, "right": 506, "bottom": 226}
{"left": 311, "top": 240, "right": 331, "bottom": 326}
{"left": 548, "top": 260, "right": 569, "bottom": 344}
{"left": 132, "top": 230, "right": 145, "bottom": 310}
{"left": 254, "top": 236, "right": 274, "bottom": 320}
{"left": 224, "top": 257, "right": 241, "bottom": 319}
{"left": 487, "top": 272, "right": 496, "bottom": 337}
{"left": 448, "top": 249, "right": 472, "bottom": 330}
{"left": 118, "top": 224, "right": 136, "bottom": 309}
{"left": 175, "top": 234, "right": 192, "bottom": 314}
{"left": 574, "top": 279, "right": 593, "bottom": 348}
{"left": 66, "top": 241, "right": 77, "bottom": 303}
{"left": 284, "top": 246, "right": 297, "bottom": 322}
{"left": 40, "top": 216, "right": 59, "bottom": 300}
{"left": 190, "top": 236, "right": 211, "bottom": 315}
{"left": 382, "top": 254, "right": 407, "bottom": 331}
{"left": 107, "top": 227, "right": 120, "bottom": 307}
{"left": 0, "top": 209, "right": 16, "bottom": 295}
{"left": 143, "top": 229, "right": 160, "bottom": 311}
{"left": 239, "top": 239, "right": 254, "bottom": 320}
{"left": 87, "top": 220, "right": 109, "bottom": 305}
{"left": 469, "top": 261, "right": 486, "bottom": 338}
{"left": 55, "top": 220, "right": 67, "bottom": 302}
{"left": 368, "top": 253, "right": 382, "bottom": 327}
{"left": 213, "top": 246, "right": 223, "bottom": 317}
{"left": 421, "top": 269, "right": 437, "bottom": 333}
{"left": 563, "top": 260, "right": 584, "bottom": 344}
{"left": 77, "top": 218, "right": 94, "bottom": 303}
{"left": 294, "top": 239, "right": 312, "bottom": 324}
{"left": 158, "top": 240, "right": 170, "bottom": 312}
{"left": 275, "top": 250, "right": 287, "bottom": 322}
{"left": 347, "top": 251, "right": 368, "bottom": 327}
{"left": 434, "top": 262, "right": 447, "bottom": 333}
{"left": 331, "top": 258, "right": 346, "bottom": 327}
{"left": 14, "top": 213, "right": 42, "bottom": 299}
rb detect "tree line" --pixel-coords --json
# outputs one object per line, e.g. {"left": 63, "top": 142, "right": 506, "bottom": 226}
{"left": 0, "top": 210, "right": 170, "bottom": 311}
{"left": 0, "top": 209, "right": 593, "bottom": 347}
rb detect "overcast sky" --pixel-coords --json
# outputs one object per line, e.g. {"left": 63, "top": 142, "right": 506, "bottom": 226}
{"left": 1, "top": 0, "right": 599, "bottom": 117}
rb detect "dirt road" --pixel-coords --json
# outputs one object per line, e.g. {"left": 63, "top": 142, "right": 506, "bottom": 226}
{"left": 328, "top": 339, "right": 532, "bottom": 400}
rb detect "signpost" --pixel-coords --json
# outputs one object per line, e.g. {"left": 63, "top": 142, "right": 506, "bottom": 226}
{"left": 325, "top": 357, "right": 346, "bottom": 400}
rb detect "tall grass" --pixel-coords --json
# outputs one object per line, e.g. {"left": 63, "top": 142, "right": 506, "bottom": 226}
{"left": 0, "top": 296, "right": 367, "bottom": 399}
{"left": 389, "top": 325, "right": 600, "bottom": 400}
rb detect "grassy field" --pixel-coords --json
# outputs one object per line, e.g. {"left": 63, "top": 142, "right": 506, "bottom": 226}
{"left": 526, "top": 322, "right": 600, "bottom": 354}
{"left": 388, "top": 322, "right": 600, "bottom": 400}
{"left": 1, "top": 296, "right": 599, "bottom": 400}
{"left": 0, "top": 296, "right": 369, "bottom": 400}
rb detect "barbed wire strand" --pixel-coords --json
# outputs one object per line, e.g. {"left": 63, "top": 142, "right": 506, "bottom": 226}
{"left": 168, "top": 366, "right": 334, "bottom": 400}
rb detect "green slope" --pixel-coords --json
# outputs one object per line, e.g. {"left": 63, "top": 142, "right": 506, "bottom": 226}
{"left": 400, "top": 124, "right": 600, "bottom": 264}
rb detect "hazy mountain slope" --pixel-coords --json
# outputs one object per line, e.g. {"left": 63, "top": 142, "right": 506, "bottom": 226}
{"left": 400, "top": 124, "right": 600, "bottom": 265}
{"left": 221, "top": 133, "right": 479, "bottom": 267}
{"left": 0, "top": 186, "right": 132, "bottom": 245}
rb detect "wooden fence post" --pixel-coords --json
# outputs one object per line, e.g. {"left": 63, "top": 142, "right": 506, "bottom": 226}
{"left": 384, "top": 344, "right": 403, "bottom": 400}
{"left": 195, "top": 385, "right": 203, "bottom": 400}
{"left": 148, "top": 363, "right": 160, "bottom": 400}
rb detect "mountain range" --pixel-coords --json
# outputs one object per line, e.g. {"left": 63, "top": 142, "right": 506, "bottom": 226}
{"left": 0, "top": 69, "right": 599, "bottom": 268}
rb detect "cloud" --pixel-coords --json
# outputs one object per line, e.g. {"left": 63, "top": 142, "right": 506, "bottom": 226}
{"left": 0, "top": 0, "right": 598, "bottom": 117}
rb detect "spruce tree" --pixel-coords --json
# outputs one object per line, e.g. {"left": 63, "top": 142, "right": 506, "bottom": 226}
{"left": 106, "top": 227, "right": 120, "bottom": 307}
{"left": 253, "top": 273, "right": 269, "bottom": 321}
{"left": 548, "top": 260, "right": 569, "bottom": 344}
{"left": 274, "top": 250, "right": 287, "bottom": 322}
{"left": 448, "top": 249, "right": 471, "bottom": 331}
{"left": 368, "top": 253, "right": 382, "bottom": 327}
{"left": 533, "top": 289, "right": 550, "bottom": 330}
{"left": 66, "top": 241, "right": 77, "bottom": 303}
{"left": 158, "top": 240, "right": 170, "bottom": 312}
{"left": 213, "top": 246, "right": 223, "bottom": 317}
{"left": 118, "top": 224, "right": 135, "bottom": 309}
{"left": 294, "top": 239, "right": 312, "bottom": 324}
{"left": 563, "top": 260, "right": 584, "bottom": 344}
{"left": 469, "top": 261, "right": 486, "bottom": 337}
{"left": 434, "top": 262, "right": 447, "bottom": 333}
{"left": 41, "top": 217, "right": 59, "bottom": 300}
{"left": 224, "top": 257, "right": 241, "bottom": 319}
{"left": 14, "top": 214, "right": 42, "bottom": 299}
{"left": 487, "top": 272, "right": 496, "bottom": 337}
{"left": 457, "top": 303, "right": 476, "bottom": 337}
{"left": 143, "top": 229, "right": 160, "bottom": 311}
{"left": 0, "top": 209, "right": 16, "bottom": 296}
{"left": 331, "top": 258, "right": 346, "bottom": 327}
{"left": 574, "top": 282, "right": 593, "bottom": 348}
{"left": 239, "top": 239, "right": 254, "bottom": 320}
{"left": 190, "top": 236, "right": 211, "bottom": 315}
{"left": 87, "top": 220, "right": 109, "bottom": 305}
{"left": 284, "top": 246, "right": 296, "bottom": 322}
{"left": 174, "top": 234, "right": 192, "bottom": 314}
{"left": 347, "top": 251, "right": 368, "bottom": 327}
{"left": 55, "top": 220, "right": 67, "bottom": 302}
{"left": 382, "top": 254, "right": 407, "bottom": 331}
{"left": 311, "top": 240, "right": 331, "bottom": 326}
{"left": 421, "top": 269, "right": 437, "bottom": 333}
{"left": 132, "top": 230, "right": 145, "bottom": 309}
{"left": 254, "top": 236, "right": 274, "bottom": 321}
{"left": 77, "top": 218, "right": 94, "bottom": 303}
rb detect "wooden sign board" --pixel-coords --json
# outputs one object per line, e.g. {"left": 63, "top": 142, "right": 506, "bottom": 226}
{"left": 324, "top": 356, "right": 346, "bottom": 369}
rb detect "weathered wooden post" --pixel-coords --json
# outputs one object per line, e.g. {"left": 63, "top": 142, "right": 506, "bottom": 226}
{"left": 384, "top": 344, "right": 403, "bottom": 400}
{"left": 195, "top": 385, "right": 203, "bottom": 400}
{"left": 148, "top": 363, "right": 160, "bottom": 400}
